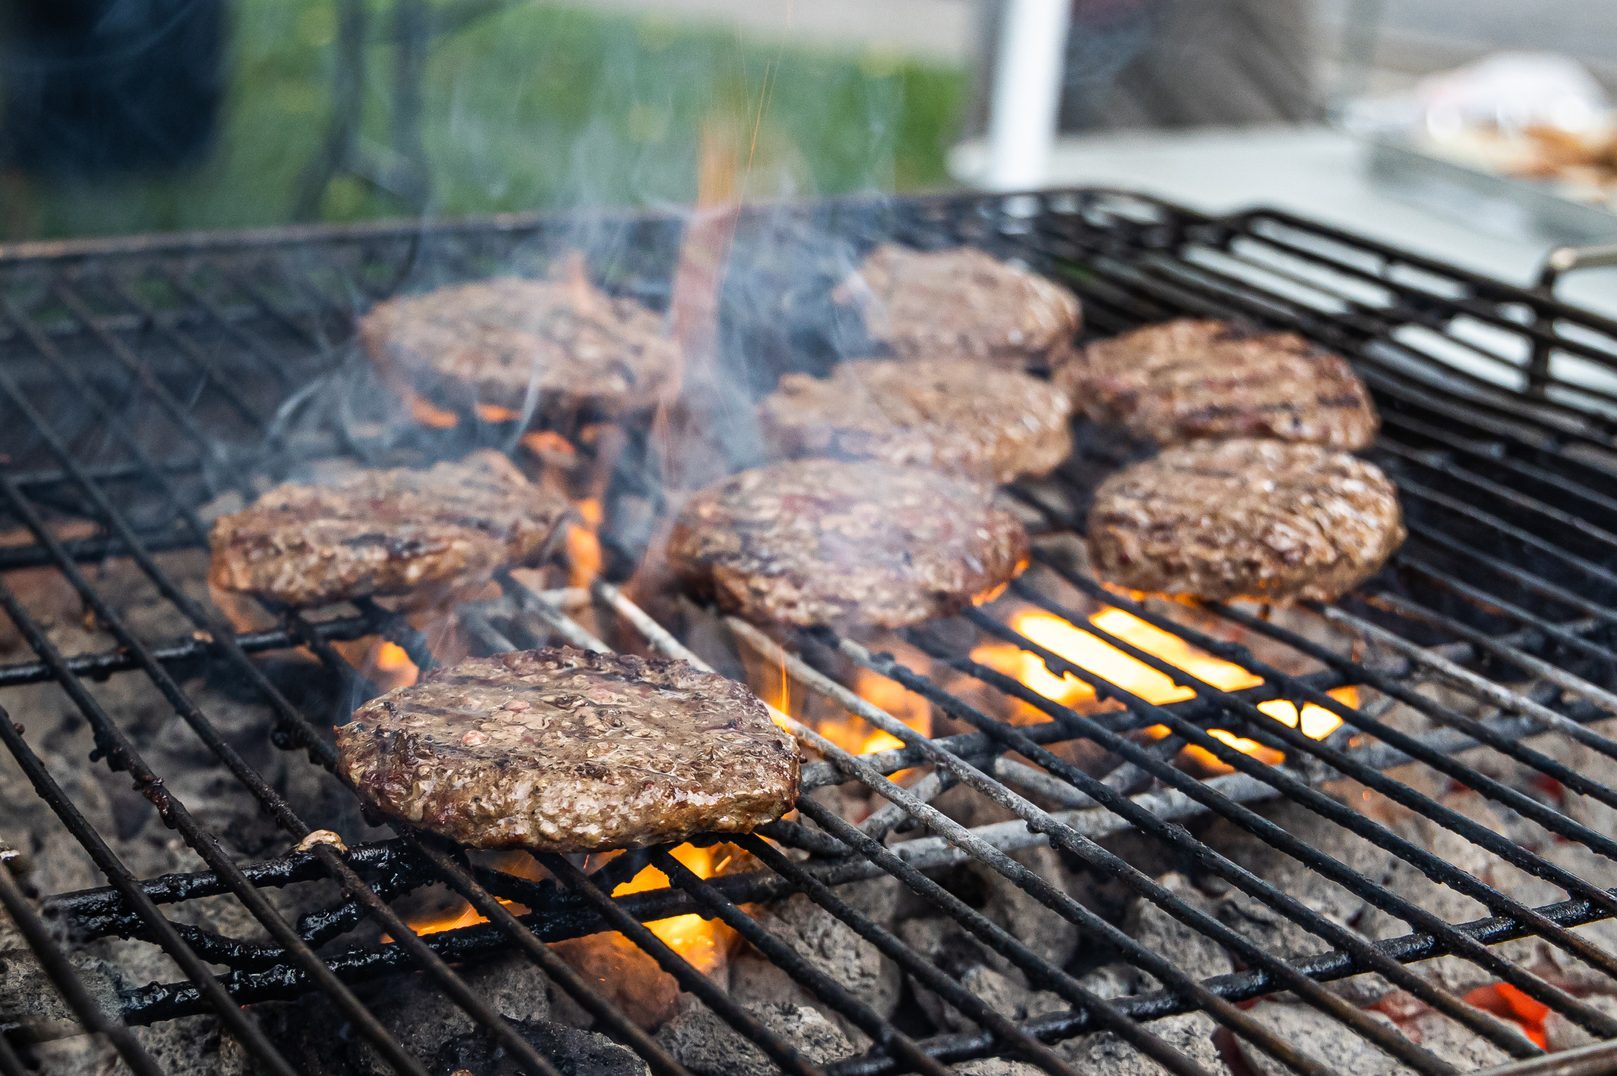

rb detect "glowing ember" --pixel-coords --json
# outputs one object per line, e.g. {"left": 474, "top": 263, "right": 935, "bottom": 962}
{"left": 1464, "top": 983, "right": 1550, "bottom": 1050}
{"left": 567, "top": 499, "right": 604, "bottom": 587}
{"left": 406, "top": 392, "right": 460, "bottom": 430}
{"left": 973, "top": 608, "right": 1356, "bottom": 764}
{"left": 474, "top": 402, "right": 523, "bottom": 424}
{"left": 521, "top": 430, "right": 581, "bottom": 461}
{"left": 611, "top": 843, "right": 734, "bottom": 975}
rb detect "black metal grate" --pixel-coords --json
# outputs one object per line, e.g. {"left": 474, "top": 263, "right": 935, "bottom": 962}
{"left": 1, "top": 190, "right": 1616, "bottom": 1075}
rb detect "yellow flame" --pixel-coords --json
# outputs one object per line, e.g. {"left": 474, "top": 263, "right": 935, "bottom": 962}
{"left": 612, "top": 844, "right": 731, "bottom": 974}
{"left": 810, "top": 669, "right": 931, "bottom": 757}
{"left": 973, "top": 608, "right": 1355, "bottom": 765}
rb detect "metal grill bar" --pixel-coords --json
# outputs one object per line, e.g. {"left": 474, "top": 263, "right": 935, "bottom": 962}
{"left": 4, "top": 190, "right": 1617, "bottom": 1075}
{"left": 0, "top": 838, "right": 161, "bottom": 1074}
{"left": 16, "top": 252, "right": 814, "bottom": 1076}
{"left": 735, "top": 622, "right": 1537, "bottom": 1061}
{"left": 0, "top": 280, "right": 595, "bottom": 1073}
{"left": 977, "top": 584, "right": 1616, "bottom": 1028}
{"left": 593, "top": 581, "right": 1218, "bottom": 1074}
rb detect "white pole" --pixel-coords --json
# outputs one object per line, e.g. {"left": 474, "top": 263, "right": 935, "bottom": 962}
{"left": 985, "top": 0, "right": 1072, "bottom": 191}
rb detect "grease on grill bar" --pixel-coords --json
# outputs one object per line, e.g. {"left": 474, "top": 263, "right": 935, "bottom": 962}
{"left": 1, "top": 190, "right": 1616, "bottom": 1075}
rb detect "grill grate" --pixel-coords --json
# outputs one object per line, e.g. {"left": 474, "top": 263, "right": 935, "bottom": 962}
{"left": 0, "top": 190, "right": 1615, "bottom": 1074}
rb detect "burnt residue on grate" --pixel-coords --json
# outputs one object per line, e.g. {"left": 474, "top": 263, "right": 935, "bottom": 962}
{"left": 1, "top": 191, "right": 1617, "bottom": 1074}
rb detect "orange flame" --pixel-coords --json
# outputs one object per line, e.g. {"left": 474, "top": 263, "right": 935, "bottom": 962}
{"left": 373, "top": 641, "right": 420, "bottom": 690}
{"left": 973, "top": 608, "right": 1355, "bottom": 766}
{"left": 332, "top": 638, "right": 420, "bottom": 692}
{"left": 385, "top": 852, "right": 533, "bottom": 941}
{"left": 811, "top": 669, "right": 932, "bottom": 757}
{"left": 567, "top": 499, "right": 604, "bottom": 588}
{"left": 521, "top": 430, "right": 581, "bottom": 462}
{"left": 407, "top": 392, "right": 460, "bottom": 430}
{"left": 475, "top": 402, "right": 523, "bottom": 424}
{"left": 393, "top": 899, "right": 510, "bottom": 939}
{"left": 1464, "top": 983, "right": 1550, "bottom": 1050}
{"left": 392, "top": 845, "right": 734, "bottom": 980}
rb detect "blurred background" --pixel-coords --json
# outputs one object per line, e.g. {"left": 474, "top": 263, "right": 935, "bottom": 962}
{"left": 2, "top": 0, "right": 1614, "bottom": 248}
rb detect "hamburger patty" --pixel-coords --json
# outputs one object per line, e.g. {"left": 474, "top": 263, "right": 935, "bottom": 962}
{"left": 1058, "top": 319, "right": 1378, "bottom": 450}
{"left": 358, "top": 266, "right": 681, "bottom": 415}
{"left": 836, "top": 245, "right": 1080, "bottom": 369}
{"left": 209, "top": 452, "right": 567, "bottom": 606}
{"left": 1086, "top": 438, "right": 1404, "bottom": 603}
{"left": 336, "top": 648, "right": 799, "bottom": 851}
{"left": 667, "top": 459, "right": 1029, "bottom": 629}
{"left": 758, "top": 357, "right": 1075, "bottom": 483}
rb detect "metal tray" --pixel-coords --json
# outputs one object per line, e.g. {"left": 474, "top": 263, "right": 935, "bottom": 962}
{"left": 1368, "top": 135, "right": 1617, "bottom": 242}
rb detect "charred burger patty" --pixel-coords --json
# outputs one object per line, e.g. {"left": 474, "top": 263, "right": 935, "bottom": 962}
{"left": 1086, "top": 438, "right": 1404, "bottom": 603}
{"left": 209, "top": 451, "right": 567, "bottom": 606}
{"left": 359, "top": 271, "right": 681, "bottom": 416}
{"left": 837, "top": 244, "right": 1081, "bottom": 370}
{"left": 1059, "top": 319, "right": 1378, "bottom": 450}
{"left": 668, "top": 458, "right": 1029, "bottom": 630}
{"left": 758, "top": 356, "right": 1075, "bottom": 483}
{"left": 336, "top": 647, "right": 799, "bottom": 851}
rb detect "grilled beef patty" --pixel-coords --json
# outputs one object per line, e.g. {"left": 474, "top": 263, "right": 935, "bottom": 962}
{"left": 336, "top": 648, "right": 799, "bottom": 851}
{"left": 758, "top": 357, "right": 1075, "bottom": 483}
{"left": 1086, "top": 438, "right": 1404, "bottom": 603}
{"left": 667, "top": 459, "right": 1029, "bottom": 630}
{"left": 209, "top": 452, "right": 567, "bottom": 606}
{"left": 1058, "top": 319, "right": 1378, "bottom": 450}
{"left": 358, "top": 269, "right": 681, "bottom": 416}
{"left": 836, "top": 245, "right": 1081, "bottom": 369}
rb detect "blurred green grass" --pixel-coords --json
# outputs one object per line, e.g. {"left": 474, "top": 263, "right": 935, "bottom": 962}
{"left": 9, "top": 1, "right": 968, "bottom": 240}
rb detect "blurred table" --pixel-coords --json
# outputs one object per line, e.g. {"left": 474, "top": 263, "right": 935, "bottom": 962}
{"left": 952, "top": 124, "right": 1617, "bottom": 318}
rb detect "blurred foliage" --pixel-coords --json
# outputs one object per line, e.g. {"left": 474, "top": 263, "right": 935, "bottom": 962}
{"left": 6, "top": 0, "right": 967, "bottom": 239}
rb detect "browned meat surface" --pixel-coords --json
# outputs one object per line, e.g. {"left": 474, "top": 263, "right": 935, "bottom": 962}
{"left": 836, "top": 245, "right": 1080, "bottom": 369}
{"left": 337, "top": 648, "right": 799, "bottom": 851}
{"left": 758, "top": 357, "right": 1074, "bottom": 484}
{"left": 1058, "top": 319, "right": 1378, "bottom": 450}
{"left": 1086, "top": 438, "right": 1404, "bottom": 603}
{"left": 667, "top": 458, "right": 1029, "bottom": 630}
{"left": 209, "top": 452, "right": 567, "bottom": 606}
{"left": 358, "top": 269, "right": 681, "bottom": 415}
